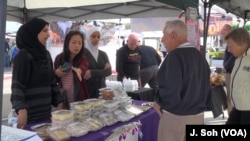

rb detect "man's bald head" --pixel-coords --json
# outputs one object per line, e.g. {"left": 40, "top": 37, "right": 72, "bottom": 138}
{"left": 127, "top": 33, "right": 139, "bottom": 50}
{"left": 220, "top": 24, "right": 232, "bottom": 39}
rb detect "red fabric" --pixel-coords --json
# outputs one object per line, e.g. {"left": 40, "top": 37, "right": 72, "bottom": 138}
{"left": 77, "top": 57, "right": 90, "bottom": 100}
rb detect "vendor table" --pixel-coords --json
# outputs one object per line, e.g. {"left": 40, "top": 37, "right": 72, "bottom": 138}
{"left": 127, "top": 88, "right": 155, "bottom": 102}
{"left": 25, "top": 100, "right": 159, "bottom": 141}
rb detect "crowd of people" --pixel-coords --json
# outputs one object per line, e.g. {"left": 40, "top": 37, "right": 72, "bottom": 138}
{"left": 9, "top": 17, "right": 250, "bottom": 141}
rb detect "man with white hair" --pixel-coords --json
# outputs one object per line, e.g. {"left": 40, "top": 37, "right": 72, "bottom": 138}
{"left": 154, "top": 20, "right": 212, "bottom": 141}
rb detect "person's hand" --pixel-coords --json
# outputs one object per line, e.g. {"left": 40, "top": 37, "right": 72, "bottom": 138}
{"left": 138, "top": 78, "right": 142, "bottom": 88}
{"left": 210, "top": 73, "right": 223, "bottom": 86}
{"left": 153, "top": 102, "right": 162, "bottom": 117}
{"left": 222, "top": 68, "right": 227, "bottom": 73}
{"left": 104, "top": 63, "right": 111, "bottom": 69}
{"left": 54, "top": 66, "right": 68, "bottom": 77}
{"left": 84, "top": 70, "right": 91, "bottom": 80}
{"left": 72, "top": 67, "right": 82, "bottom": 81}
{"left": 17, "top": 109, "right": 27, "bottom": 129}
{"left": 56, "top": 103, "right": 63, "bottom": 110}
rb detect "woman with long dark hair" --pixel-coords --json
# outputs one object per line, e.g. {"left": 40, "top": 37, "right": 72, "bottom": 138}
{"left": 54, "top": 30, "right": 89, "bottom": 104}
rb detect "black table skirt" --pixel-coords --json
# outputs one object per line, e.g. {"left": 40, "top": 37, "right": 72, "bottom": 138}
{"left": 127, "top": 88, "right": 155, "bottom": 102}
{"left": 211, "top": 85, "right": 228, "bottom": 118}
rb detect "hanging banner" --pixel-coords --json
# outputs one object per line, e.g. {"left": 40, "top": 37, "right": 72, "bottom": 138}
{"left": 185, "top": 6, "right": 200, "bottom": 50}
{"left": 47, "top": 21, "right": 119, "bottom": 47}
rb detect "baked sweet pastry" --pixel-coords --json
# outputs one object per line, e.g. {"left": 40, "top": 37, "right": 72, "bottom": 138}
{"left": 31, "top": 123, "right": 51, "bottom": 141}
{"left": 47, "top": 126, "right": 70, "bottom": 141}
{"left": 51, "top": 110, "right": 74, "bottom": 120}
{"left": 73, "top": 102, "right": 91, "bottom": 111}
{"left": 101, "top": 90, "right": 114, "bottom": 100}
{"left": 51, "top": 110, "right": 74, "bottom": 127}
{"left": 66, "top": 122, "right": 90, "bottom": 137}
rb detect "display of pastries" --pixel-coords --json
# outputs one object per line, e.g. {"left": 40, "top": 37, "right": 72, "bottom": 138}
{"left": 44, "top": 97, "right": 149, "bottom": 140}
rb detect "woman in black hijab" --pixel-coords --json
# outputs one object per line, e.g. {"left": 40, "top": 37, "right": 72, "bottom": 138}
{"left": 11, "top": 18, "right": 64, "bottom": 129}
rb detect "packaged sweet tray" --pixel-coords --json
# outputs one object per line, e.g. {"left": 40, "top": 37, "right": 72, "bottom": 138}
{"left": 125, "top": 105, "right": 144, "bottom": 116}
{"left": 83, "top": 98, "right": 105, "bottom": 111}
{"left": 74, "top": 112, "right": 90, "bottom": 122}
{"left": 85, "top": 118, "right": 104, "bottom": 131}
{"left": 66, "top": 122, "right": 90, "bottom": 137}
{"left": 71, "top": 101, "right": 92, "bottom": 112}
{"left": 47, "top": 126, "right": 70, "bottom": 141}
{"left": 51, "top": 110, "right": 74, "bottom": 127}
{"left": 31, "top": 123, "right": 51, "bottom": 136}
{"left": 103, "top": 100, "right": 119, "bottom": 108}
{"left": 98, "top": 113, "right": 118, "bottom": 126}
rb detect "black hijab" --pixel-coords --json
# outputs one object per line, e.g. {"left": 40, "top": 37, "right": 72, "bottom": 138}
{"left": 16, "top": 18, "right": 49, "bottom": 60}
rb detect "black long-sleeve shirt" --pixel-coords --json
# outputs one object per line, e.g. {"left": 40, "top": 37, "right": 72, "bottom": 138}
{"left": 84, "top": 48, "right": 111, "bottom": 98}
{"left": 139, "top": 45, "right": 161, "bottom": 69}
{"left": 11, "top": 49, "right": 64, "bottom": 123}
{"left": 116, "top": 45, "right": 140, "bottom": 81}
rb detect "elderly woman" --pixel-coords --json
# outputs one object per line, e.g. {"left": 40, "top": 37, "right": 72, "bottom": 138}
{"left": 225, "top": 28, "right": 250, "bottom": 125}
{"left": 84, "top": 27, "right": 112, "bottom": 98}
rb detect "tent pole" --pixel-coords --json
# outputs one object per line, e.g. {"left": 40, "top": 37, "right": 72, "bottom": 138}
{"left": 0, "top": 0, "right": 7, "bottom": 138}
{"left": 203, "top": 0, "right": 207, "bottom": 56}
{"left": 22, "top": 7, "right": 28, "bottom": 24}
{"left": 202, "top": 0, "right": 213, "bottom": 56}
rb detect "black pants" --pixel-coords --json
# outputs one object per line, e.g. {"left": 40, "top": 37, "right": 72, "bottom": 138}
{"left": 226, "top": 107, "right": 250, "bottom": 124}
{"left": 140, "top": 65, "right": 158, "bottom": 89}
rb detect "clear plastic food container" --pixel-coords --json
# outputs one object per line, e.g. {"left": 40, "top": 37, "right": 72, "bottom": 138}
{"left": 98, "top": 113, "right": 118, "bottom": 126}
{"left": 47, "top": 126, "right": 70, "bottom": 141}
{"left": 31, "top": 123, "right": 51, "bottom": 140}
{"left": 103, "top": 100, "right": 119, "bottom": 109}
{"left": 85, "top": 118, "right": 104, "bottom": 131}
{"left": 51, "top": 110, "right": 74, "bottom": 127}
{"left": 65, "top": 122, "right": 90, "bottom": 137}
{"left": 72, "top": 102, "right": 92, "bottom": 112}
{"left": 83, "top": 98, "right": 105, "bottom": 112}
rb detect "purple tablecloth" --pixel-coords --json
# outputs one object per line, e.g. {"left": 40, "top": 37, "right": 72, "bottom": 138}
{"left": 25, "top": 100, "right": 159, "bottom": 141}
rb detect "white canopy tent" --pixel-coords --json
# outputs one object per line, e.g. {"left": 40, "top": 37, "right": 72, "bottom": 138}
{"left": 1, "top": 0, "right": 200, "bottom": 136}
{"left": 215, "top": 0, "right": 250, "bottom": 21}
{"left": 7, "top": 0, "right": 185, "bottom": 23}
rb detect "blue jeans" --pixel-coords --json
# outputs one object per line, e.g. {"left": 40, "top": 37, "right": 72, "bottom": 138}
{"left": 4, "top": 52, "right": 10, "bottom": 67}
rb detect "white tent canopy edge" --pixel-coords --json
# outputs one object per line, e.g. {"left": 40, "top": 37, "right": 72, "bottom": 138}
{"left": 7, "top": 0, "right": 182, "bottom": 23}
